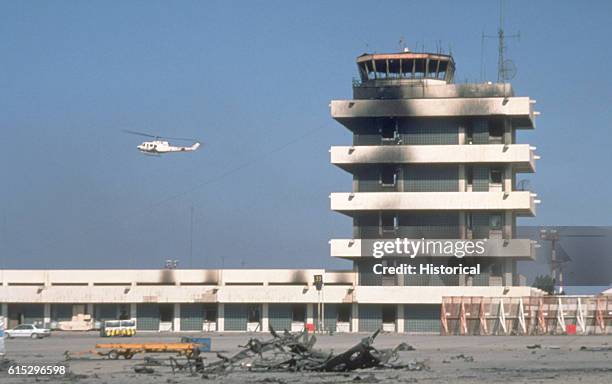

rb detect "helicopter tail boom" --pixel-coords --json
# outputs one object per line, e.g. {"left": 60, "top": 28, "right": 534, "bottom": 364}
{"left": 189, "top": 142, "right": 201, "bottom": 151}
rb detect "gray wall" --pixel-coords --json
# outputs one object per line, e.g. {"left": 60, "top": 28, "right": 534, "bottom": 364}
{"left": 354, "top": 213, "right": 460, "bottom": 239}
{"left": 353, "top": 118, "right": 459, "bottom": 146}
{"left": 354, "top": 165, "right": 459, "bottom": 193}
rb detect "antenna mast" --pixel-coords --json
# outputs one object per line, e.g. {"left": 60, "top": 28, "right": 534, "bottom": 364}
{"left": 483, "top": 0, "right": 520, "bottom": 82}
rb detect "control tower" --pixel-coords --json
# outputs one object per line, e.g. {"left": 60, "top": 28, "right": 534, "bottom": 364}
{"left": 329, "top": 50, "right": 540, "bottom": 332}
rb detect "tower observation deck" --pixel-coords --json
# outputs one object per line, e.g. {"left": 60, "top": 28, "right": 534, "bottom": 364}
{"left": 356, "top": 51, "right": 455, "bottom": 84}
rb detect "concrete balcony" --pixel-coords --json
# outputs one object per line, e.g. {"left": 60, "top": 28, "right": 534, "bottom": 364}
{"left": 330, "top": 97, "right": 536, "bottom": 128}
{"left": 330, "top": 144, "right": 536, "bottom": 172}
{"left": 330, "top": 191, "right": 537, "bottom": 216}
{"left": 330, "top": 238, "right": 536, "bottom": 260}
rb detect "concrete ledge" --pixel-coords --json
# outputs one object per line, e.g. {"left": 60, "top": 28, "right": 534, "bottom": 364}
{"left": 330, "top": 191, "right": 536, "bottom": 216}
{"left": 354, "top": 286, "right": 540, "bottom": 304}
{"left": 330, "top": 144, "right": 535, "bottom": 172}
{"left": 330, "top": 97, "right": 536, "bottom": 128}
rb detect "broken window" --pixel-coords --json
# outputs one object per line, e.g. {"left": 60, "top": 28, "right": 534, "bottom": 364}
{"left": 159, "top": 304, "right": 174, "bottom": 322}
{"left": 381, "top": 214, "right": 398, "bottom": 234}
{"left": 380, "top": 166, "right": 397, "bottom": 186}
{"left": 337, "top": 304, "right": 351, "bottom": 323}
{"left": 118, "top": 305, "right": 130, "bottom": 320}
{"left": 466, "top": 166, "right": 474, "bottom": 186}
{"left": 489, "top": 120, "right": 505, "bottom": 141}
{"left": 292, "top": 304, "right": 305, "bottom": 322}
{"left": 382, "top": 305, "right": 396, "bottom": 323}
{"left": 465, "top": 125, "right": 474, "bottom": 144}
{"left": 491, "top": 262, "right": 503, "bottom": 277}
{"left": 490, "top": 214, "right": 503, "bottom": 230}
{"left": 205, "top": 306, "right": 217, "bottom": 322}
{"left": 379, "top": 118, "right": 398, "bottom": 140}
{"left": 248, "top": 305, "right": 261, "bottom": 323}
{"left": 490, "top": 168, "right": 503, "bottom": 184}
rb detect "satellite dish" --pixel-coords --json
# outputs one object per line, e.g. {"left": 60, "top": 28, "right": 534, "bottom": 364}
{"left": 501, "top": 59, "right": 517, "bottom": 81}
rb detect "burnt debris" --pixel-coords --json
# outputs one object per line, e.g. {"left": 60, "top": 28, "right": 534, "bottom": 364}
{"left": 203, "top": 327, "right": 419, "bottom": 373}
{"left": 132, "top": 327, "right": 423, "bottom": 376}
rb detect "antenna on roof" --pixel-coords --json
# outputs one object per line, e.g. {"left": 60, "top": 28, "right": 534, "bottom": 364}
{"left": 483, "top": 0, "right": 520, "bottom": 82}
{"left": 398, "top": 36, "right": 406, "bottom": 52}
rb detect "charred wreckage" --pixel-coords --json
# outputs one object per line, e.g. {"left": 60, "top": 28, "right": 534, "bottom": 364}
{"left": 133, "top": 328, "right": 424, "bottom": 377}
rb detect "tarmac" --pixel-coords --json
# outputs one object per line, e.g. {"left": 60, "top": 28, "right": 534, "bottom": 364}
{"left": 1, "top": 331, "right": 612, "bottom": 383}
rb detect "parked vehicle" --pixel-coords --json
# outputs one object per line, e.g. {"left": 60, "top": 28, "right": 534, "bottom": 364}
{"left": 5, "top": 324, "right": 51, "bottom": 339}
{"left": 100, "top": 320, "right": 136, "bottom": 337}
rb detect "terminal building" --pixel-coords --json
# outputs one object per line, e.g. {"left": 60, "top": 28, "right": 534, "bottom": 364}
{"left": 0, "top": 50, "right": 542, "bottom": 333}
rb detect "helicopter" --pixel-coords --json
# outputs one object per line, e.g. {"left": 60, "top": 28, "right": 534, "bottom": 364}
{"left": 123, "top": 130, "right": 201, "bottom": 155}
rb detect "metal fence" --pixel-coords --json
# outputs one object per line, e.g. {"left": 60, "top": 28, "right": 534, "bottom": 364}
{"left": 441, "top": 295, "right": 612, "bottom": 335}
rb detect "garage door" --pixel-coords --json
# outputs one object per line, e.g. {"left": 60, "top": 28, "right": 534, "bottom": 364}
{"left": 224, "top": 304, "right": 247, "bottom": 331}
{"left": 137, "top": 304, "right": 160, "bottom": 331}
{"left": 358, "top": 304, "right": 382, "bottom": 332}
{"left": 404, "top": 304, "right": 440, "bottom": 333}
{"left": 268, "top": 304, "right": 291, "bottom": 331}
{"left": 181, "top": 304, "right": 204, "bottom": 331}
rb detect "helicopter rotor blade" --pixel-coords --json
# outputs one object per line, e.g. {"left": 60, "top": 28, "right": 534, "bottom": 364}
{"left": 163, "top": 136, "right": 200, "bottom": 142}
{"left": 122, "top": 130, "right": 198, "bottom": 142}
{"left": 122, "top": 129, "right": 159, "bottom": 139}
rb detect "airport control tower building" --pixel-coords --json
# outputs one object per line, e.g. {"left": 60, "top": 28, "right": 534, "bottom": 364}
{"left": 329, "top": 51, "right": 539, "bottom": 330}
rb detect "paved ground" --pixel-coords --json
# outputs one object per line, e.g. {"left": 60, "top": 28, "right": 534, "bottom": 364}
{"left": 1, "top": 331, "right": 611, "bottom": 383}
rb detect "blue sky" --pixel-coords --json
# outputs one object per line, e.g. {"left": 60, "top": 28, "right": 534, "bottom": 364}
{"left": 1, "top": 0, "right": 611, "bottom": 269}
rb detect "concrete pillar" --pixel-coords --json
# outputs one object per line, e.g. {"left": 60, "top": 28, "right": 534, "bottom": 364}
{"left": 43, "top": 303, "right": 51, "bottom": 326}
{"left": 86, "top": 282, "right": 94, "bottom": 316}
{"left": 504, "top": 259, "right": 514, "bottom": 286}
{"left": 351, "top": 303, "right": 359, "bottom": 333}
{"left": 130, "top": 303, "right": 137, "bottom": 322}
{"left": 173, "top": 303, "right": 181, "bottom": 332}
{"left": 504, "top": 211, "right": 513, "bottom": 239}
{"left": 504, "top": 167, "right": 513, "bottom": 193}
{"left": 217, "top": 303, "right": 224, "bottom": 332}
{"left": 458, "top": 165, "right": 466, "bottom": 192}
{"left": 458, "top": 273, "right": 467, "bottom": 286}
{"left": 261, "top": 303, "right": 269, "bottom": 332}
{"left": 458, "top": 124, "right": 466, "bottom": 145}
{"left": 504, "top": 118, "right": 512, "bottom": 145}
{"left": 396, "top": 304, "right": 404, "bottom": 333}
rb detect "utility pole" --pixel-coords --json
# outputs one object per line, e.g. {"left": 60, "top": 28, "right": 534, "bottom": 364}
{"left": 314, "top": 275, "right": 323, "bottom": 333}
{"left": 189, "top": 205, "right": 194, "bottom": 268}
